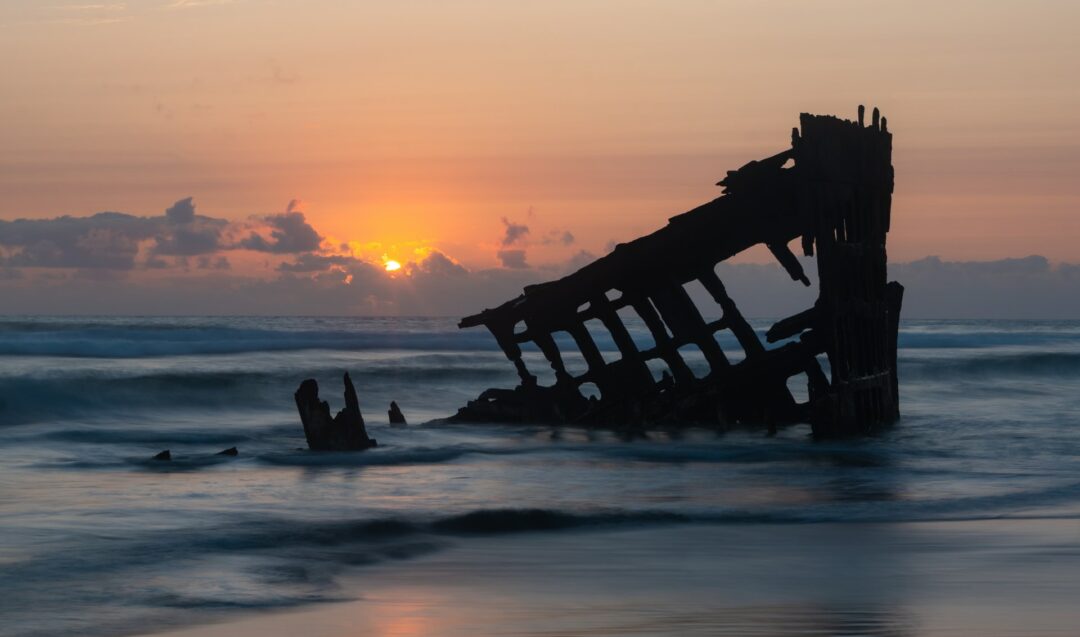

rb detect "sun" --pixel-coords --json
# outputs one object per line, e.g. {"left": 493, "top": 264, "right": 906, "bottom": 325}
{"left": 384, "top": 259, "right": 402, "bottom": 272}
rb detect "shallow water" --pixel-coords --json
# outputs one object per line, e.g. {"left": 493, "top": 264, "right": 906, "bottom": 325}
{"left": 1, "top": 317, "right": 1078, "bottom": 636}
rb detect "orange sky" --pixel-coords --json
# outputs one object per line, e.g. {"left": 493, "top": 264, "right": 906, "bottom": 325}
{"left": 2, "top": 0, "right": 1078, "bottom": 270}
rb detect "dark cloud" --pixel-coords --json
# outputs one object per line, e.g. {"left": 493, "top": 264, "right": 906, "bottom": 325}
{"left": 4, "top": 198, "right": 1078, "bottom": 319}
{"left": 705, "top": 255, "right": 1080, "bottom": 320}
{"left": 496, "top": 216, "right": 580, "bottom": 268}
{"left": 496, "top": 249, "right": 529, "bottom": 269}
{"left": 541, "top": 230, "right": 576, "bottom": 246}
{"left": 500, "top": 217, "right": 529, "bottom": 246}
{"left": 901, "top": 254, "right": 1049, "bottom": 276}
{"left": 153, "top": 198, "right": 226, "bottom": 256}
{"left": 152, "top": 225, "right": 224, "bottom": 256}
{"left": 197, "top": 256, "right": 230, "bottom": 270}
{"left": 1059, "top": 263, "right": 1080, "bottom": 277}
{"left": 889, "top": 255, "right": 1080, "bottom": 318}
{"left": 280, "top": 250, "right": 468, "bottom": 284}
{"left": 238, "top": 211, "right": 322, "bottom": 254}
{"left": 0, "top": 198, "right": 229, "bottom": 270}
{"left": 0, "top": 260, "right": 544, "bottom": 316}
{"left": 408, "top": 251, "right": 468, "bottom": 277}
{"left": 0, "top": 212, "right": 156, "bottom": 269}
{"left": 276, "top": 252, "right": 385, "bottom": 295}
{"left": 5, "top": 250, "right": 1077, "bottom": 318}
{"left": 71, "top": 266, "right": 129, "bottom": 282}
{"left": 277, "top": 253, "right": 358, "bottom": 273}
{"left": 164, "top": 197, "right": 196, "bottom": 224}
{"left": 564, "top": 249, "right": 595, "bottom": 272}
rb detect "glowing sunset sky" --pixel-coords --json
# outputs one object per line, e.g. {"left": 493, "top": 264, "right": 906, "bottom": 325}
{"left": 1, "top": 1, "right": 1078, "bottom": 315}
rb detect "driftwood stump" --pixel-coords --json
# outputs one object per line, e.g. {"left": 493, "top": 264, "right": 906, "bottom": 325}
{"left": 294, "top": 372, "right": 377, "bottom": 451}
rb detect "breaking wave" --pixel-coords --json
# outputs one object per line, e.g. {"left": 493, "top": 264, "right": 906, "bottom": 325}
{"left": 9, "top": 496, "right": 1080, "bottom": 587}
{"left": 0, "top": 325, "right": 498, "bottom": 358}
{"left": 901, "top": 351, "right": 1080, "bottom": 379}
{"left": 0, "top": 357, "right": 510, "bottom": 425}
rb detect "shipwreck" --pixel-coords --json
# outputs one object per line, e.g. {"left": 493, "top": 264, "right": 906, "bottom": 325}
{"left": 450, "top": 107, "right": 903, "bottom": 437}
{"left": 294, "top": 106, "right": 903, "bottom": 448}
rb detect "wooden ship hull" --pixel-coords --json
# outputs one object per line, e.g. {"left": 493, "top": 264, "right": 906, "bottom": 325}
{"left": 452, "top": 107, "right": 903, "bottom": 437}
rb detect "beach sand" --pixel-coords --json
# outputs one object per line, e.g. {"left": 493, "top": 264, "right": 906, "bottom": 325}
{"left": 152, "top": 518, "right": 1080, "bottom": 637}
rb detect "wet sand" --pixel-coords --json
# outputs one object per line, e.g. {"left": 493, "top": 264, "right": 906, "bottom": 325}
{"left": 152, "top": 517, "right": 1080, "bottom": 637}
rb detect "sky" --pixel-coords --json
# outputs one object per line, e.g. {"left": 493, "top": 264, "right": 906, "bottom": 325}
{"left": 1, "top": 0, "right": 1078, "bottom": 316}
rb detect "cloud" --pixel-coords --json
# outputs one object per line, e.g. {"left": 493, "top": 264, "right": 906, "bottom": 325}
{"left": 145, "top": 256, "right": 170, "bottom": 269}
{"left": 901, "top": 254, "right": 1050, "bottom": 276}
{"left": 704, "top": 255, "right": 1080, "bottom": 320}
{"left": 5, "top": 198, "right": 1079, "bottom": 319}
{"left": 164, "top": 197, "right": 196, "bottom": 224}
{"left": 238, "top": 249, "right": 536, "bottom": 315}
{"left": 277, "top": 253, "right": 358, "bottom": 273}
{"left": 541, "top": 230, "right": 575, "bottom": 246}
{"left": 152, "top": 225, "right": 222, "bottom": 256}
{"left": 564, "top": 249, "right": 595, "bottom": 272}
{"left": 152, "top": 198, "right": 227, "bottom": 256}
{"left": 0, "top": 197, "right": 316, "bottom": 272}
{"left": 237, "top": 211, "right": 322, "bottom": 254}
{"left": 197, "top": 255, "right": 230, "bottom": 270}
{"left": 500, "top": 217, "right": 529, "bottom": 246}
{"left": 889, "top": 255, "right": 1080, "bottom": 318}
{"left": 496, "top": 249, "right": 529, "bottom": 269}
{"left": 0, "top": 212, "right": 157, "bottom": 270}
{"left": 6, "top": 248, "right": 1078, "bottom": 318}
{"left": 278, "top": 250, "right": 469, "bottom": 288}
{"left": 0, "top": 197, "right": 235, "bottom": 271}
{"left": 407, "top": 250, "right": 468, "bottom": 277}
{"left": 1059, "top": 263, "right": 1080, "bottom": 277}
{"left": 495, "top": 214, "right": 579, "bottom": 269}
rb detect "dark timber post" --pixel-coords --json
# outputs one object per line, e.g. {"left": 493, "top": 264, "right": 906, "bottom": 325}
{"left": 795, "top": 111, "right": 903, "bottom": 435}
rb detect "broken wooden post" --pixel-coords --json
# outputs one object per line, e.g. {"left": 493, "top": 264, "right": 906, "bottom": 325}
{"left": 295, "top": 372, "right": 377, "bottom": 450}
{"left": 388, "top": 401, "right": 407, "bottom": 426}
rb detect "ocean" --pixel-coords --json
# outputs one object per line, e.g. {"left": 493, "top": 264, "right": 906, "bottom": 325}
{"left": 1, "top": 316, "right": 1078, "bottom": 637}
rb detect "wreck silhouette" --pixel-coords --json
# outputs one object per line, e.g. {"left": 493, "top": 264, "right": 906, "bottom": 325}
{"left": 452, "top": 106, "right": 903, "bottom": 437}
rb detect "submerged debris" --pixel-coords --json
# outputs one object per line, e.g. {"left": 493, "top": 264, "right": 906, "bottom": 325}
{"left": 294, "top": 372, "right": 377, "bottom": 451}
{"left": 452, "top": 107, "right": 903, "bottom": 437}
